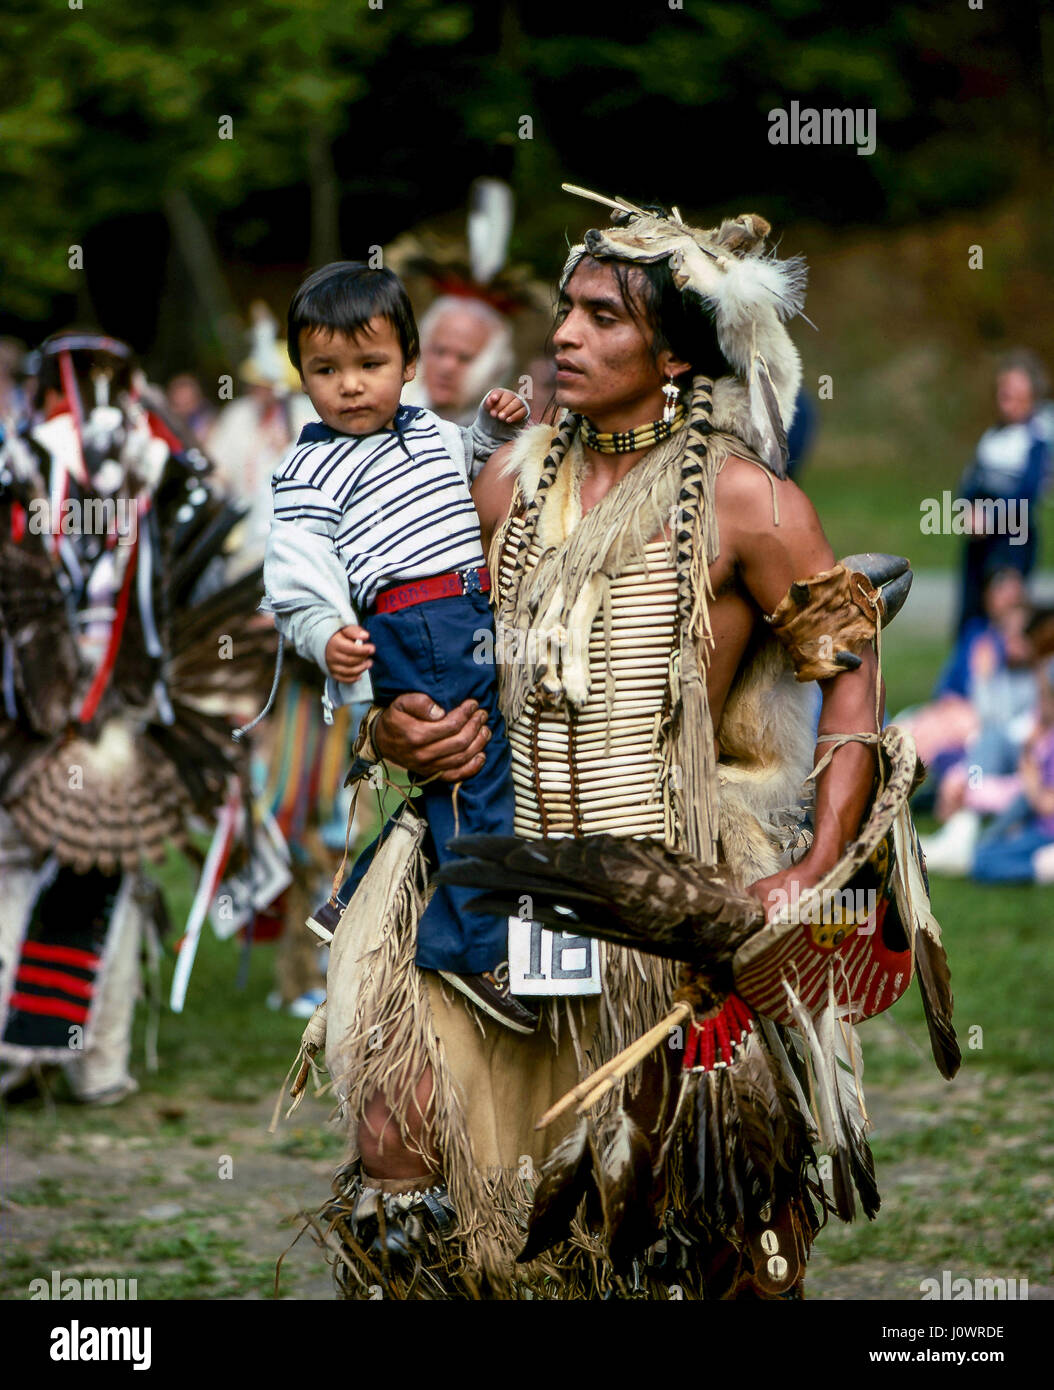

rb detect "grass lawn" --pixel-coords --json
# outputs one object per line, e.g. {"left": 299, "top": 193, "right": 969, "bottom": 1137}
{"left": 1, "top": 616, "right": 1050, "bottom": 1299}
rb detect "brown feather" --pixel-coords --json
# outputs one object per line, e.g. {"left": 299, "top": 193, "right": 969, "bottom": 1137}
{"left": 517, "top": 1119, "right": 598, "bottom": 1264}
{"left": 596, "top": 1109, "right": 660, "bottom": 1272}
{"left": 5, "top": 728, "right": 188, "bottom": 871}
{"left": 440, "top": 832, "right": 764, "bottom": 966}
{"left": 727, "top": 1032, "right": 782, "bottom": 1210}
{"left": 914, "top": 927, "right": 961, "bottom": 1080}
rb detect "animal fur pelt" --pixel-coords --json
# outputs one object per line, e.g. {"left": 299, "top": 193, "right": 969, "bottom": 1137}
{"left": 716, "top": 633, "right": 817, "bottom": 886}
{"left": 561, "top": 186, "right": 808, "bottom": 474}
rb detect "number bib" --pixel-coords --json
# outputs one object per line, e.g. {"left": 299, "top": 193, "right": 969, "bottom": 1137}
{"left": 507, "top": 917, "right": 603, "bottom": 996}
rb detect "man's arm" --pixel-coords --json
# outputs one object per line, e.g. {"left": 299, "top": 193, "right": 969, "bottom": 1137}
{"left": 471, "top": 440, "right": 518, "bottom": 556}
{"left": 717, "top": 458, "right": 883, "bottom": 911}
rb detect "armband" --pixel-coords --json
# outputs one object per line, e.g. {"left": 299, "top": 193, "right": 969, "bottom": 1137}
{"left": 766, "top": 563, "right": 883, "bottom": 683}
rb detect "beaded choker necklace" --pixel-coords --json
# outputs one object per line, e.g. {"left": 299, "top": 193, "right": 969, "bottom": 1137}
{"left": 580, "top": 405, "right": 687, "bottom": 454}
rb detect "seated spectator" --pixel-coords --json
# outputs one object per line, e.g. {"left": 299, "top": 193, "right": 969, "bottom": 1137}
{"left": 899, "top": 569, "right": 1033, "bottom": 795}
{"left": 970, "top": 657, "right": 1054, "bottom": 884}
{"left": 917, "top": 582, "right": 1036, "bottom": 873}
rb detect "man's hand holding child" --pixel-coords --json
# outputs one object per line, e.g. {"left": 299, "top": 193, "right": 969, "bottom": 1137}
{"left": 325, "top": 625, "right": 374, "bottom": 682}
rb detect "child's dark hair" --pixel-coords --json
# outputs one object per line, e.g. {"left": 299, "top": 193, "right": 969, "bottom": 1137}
{"left": 287, "top": 262, "right": 419, "bottom": 374}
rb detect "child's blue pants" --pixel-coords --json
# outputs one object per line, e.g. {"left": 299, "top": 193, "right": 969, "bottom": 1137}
{"left": 343, "top": 587, "right": 514, "bottom": 974}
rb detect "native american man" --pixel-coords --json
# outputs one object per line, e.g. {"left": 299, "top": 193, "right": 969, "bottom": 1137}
{"left": 304, "top": 191, "right": 957, "bottom": 1299}
{"left": 0, "top": 333, "right": 274, "bottom": 1103}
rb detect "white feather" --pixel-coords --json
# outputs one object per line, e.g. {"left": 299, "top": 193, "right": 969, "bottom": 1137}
{"left": 758, "top": 1016, "right": 818, "bottom": 1142}
{"left": 561, "top": 183, "right": 645, "bottom": 217}
{"left": 468, "top": 177, "right": 514, "bottom": 285}
{"left": 693, "top": 250, "right": 808, "bottom": 327}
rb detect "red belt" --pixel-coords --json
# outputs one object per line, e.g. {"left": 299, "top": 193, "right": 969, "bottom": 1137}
{"left": 372, "top": 566, "right": 491, "bottom": 615}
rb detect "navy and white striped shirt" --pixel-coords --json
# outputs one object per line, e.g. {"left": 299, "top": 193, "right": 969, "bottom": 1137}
{"left": 271, "top": 406, "right": 486, "bottom": 611}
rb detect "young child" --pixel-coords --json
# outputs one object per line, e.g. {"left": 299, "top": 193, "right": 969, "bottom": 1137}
{"left": 264, "top": 261, "right": 536, "bottom": 1033}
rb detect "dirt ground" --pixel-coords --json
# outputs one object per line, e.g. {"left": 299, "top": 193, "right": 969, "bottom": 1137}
{"left": 3, "top": 1036, "right": 1050, "bottom": 1302}
{"left": 1, "top": 1084, "right": 341, "bottom": 1301}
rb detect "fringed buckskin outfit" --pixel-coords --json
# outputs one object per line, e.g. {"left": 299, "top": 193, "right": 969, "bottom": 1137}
{"left": 304, "top": 193, "right": 958, "bottom": 1299}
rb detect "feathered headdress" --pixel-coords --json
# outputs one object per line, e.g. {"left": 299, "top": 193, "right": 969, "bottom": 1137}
{"left": 560, "top": 185, "right": 811, "bottom": 477}
{"left": 386, "top": 177, "right": 550, "bottom": 319}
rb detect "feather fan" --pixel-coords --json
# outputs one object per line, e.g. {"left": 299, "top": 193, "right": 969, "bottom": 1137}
{"left": 439, "top": 833, "right": 764, "bottom": 966}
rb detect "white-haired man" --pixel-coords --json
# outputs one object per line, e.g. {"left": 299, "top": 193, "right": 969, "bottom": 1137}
{"left": 403, "top": 295, "right": 515, "bottom": 425}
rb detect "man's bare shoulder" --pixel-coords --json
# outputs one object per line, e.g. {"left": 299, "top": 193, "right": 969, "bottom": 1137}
{"left": 472, "top": 442, "right": 519, "bottom": 551}
{"left": 715, "top": 453, "right": 819, "bottom": 530}
{"left": 715, "top": 454, "right": 835, "bottom": 613}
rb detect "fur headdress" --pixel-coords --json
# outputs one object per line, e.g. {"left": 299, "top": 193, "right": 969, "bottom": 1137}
{"left": 559, "top": 185, "right": 809, "bottom": 476}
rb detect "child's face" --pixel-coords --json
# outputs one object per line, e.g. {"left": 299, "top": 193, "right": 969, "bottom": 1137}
{"left": 298, "top": 318, "right": 416, "bottom": 435}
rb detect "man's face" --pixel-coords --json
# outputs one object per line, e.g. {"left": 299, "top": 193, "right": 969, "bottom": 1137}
{"left": 421, "top": 308, "right": 492, "bottom": 410}
{"left": 551, "top": 260, "right": 666, "bottom": 425}
{"left": 298, "top": 318, "right": 415, "bottom": 435}
{"left": 996, "top": 369, "right": 1034, "bottom": 426}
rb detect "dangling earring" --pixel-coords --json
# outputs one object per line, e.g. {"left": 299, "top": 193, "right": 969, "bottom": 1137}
{"left": 662, "top": 374, "right": 681, "bottom": 425}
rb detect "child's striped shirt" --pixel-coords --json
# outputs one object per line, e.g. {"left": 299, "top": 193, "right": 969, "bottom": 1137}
{"left": 271, "top": 406, "right": 486, "bottom": 611}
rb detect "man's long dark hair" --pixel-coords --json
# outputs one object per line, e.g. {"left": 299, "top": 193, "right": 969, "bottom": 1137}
{"left": 605, "top": 254, "right": 732, "bottom": 383}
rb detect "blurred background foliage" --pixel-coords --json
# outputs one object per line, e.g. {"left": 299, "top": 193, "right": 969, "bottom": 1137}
{"left": 1, "top": 0, "right": 1051, "bottom": 567}
{"left": 1, "top": 0, "right": 1048, "bottom": 342}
